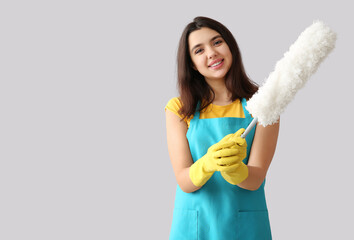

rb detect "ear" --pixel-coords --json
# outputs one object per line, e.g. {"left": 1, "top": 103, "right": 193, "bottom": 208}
{"left": 192, "top": 64, "right": 197, "bottom": 71}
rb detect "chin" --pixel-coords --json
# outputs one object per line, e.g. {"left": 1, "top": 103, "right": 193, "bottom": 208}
{"left": 209, "top": 72, "right": 228, "bottom": 80}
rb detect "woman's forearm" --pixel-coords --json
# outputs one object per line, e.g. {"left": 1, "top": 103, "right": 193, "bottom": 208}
{"left": 236, "top": 121, "right": 280, "bottom": 191}
{"left": 236, "top": 165, "right": 266, "bottom": 191}
{"left": 176, "top": 167, "right": 202, "bottom": 193}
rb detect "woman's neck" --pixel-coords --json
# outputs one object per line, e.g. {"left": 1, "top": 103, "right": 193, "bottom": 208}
{"left": 205, "top": 77, "right": 232, "bottom": 105}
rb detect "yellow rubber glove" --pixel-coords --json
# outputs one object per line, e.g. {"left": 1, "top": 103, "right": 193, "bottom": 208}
{"left": 189, "top": 135, "right": 243, "bottom": 187}
{"left": 220, "top": 128, "right": 249, "bottom": 185}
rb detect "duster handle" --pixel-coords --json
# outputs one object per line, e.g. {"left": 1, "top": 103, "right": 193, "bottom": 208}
{"left": 241, "top": 117, "right": 258, "bottom": 138}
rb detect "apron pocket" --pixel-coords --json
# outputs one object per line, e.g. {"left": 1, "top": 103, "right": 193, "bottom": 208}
{"left": 169, "top": 209, "right": 198, "bottom": 240}
{"left": 237, "top": 210, "right": 272, "bottom": 240}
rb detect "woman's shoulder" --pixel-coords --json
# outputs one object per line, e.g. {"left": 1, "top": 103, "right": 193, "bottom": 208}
{"left": 165, "top": 97, "right": 191, "bottom": 127}
{"left": 165, "top": 97, "right": 183, "bottom": 118}
{"left": 167, "top": 97, "right": 182, "bottom": 106}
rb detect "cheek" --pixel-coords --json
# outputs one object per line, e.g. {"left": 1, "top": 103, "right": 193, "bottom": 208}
{"left": 222, "top": 48, "right": 232, "bottom": 59}
{"left": 193, "top": 59, "right": 205, "bottom": 70}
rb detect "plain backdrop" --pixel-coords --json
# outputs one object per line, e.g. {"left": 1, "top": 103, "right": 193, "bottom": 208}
{"left": 1, "top": 0, "right": 353, "bottom": 239}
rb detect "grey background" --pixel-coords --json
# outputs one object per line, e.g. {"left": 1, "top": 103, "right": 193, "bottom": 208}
{"left": 1, "top": 0, "right": 353, "bottom": 239}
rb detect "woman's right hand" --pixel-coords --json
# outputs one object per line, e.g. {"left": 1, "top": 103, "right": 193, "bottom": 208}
{"left": 189, "top": 134, "right": 243, "bottom": 187}
{"left": 202, "top": 137, "right": 243, "bottom": 172}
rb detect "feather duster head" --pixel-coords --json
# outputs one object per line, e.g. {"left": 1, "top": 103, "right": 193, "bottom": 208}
{"left": 246, "top": 21, "right": 337, "bottom": 126}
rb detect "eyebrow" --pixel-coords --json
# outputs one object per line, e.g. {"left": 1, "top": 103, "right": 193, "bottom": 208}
{"left": 190, "top": 35, "right": 222, "bottom": 53}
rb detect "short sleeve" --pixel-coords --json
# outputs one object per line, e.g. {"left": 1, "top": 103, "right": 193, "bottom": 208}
{"left": 165, "top": 97, "right": 191, "bottom": 127}
{"left": 165, "top": 97, "right": 184, "bottom": 119}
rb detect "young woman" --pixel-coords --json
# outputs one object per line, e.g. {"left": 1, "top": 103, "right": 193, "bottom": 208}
{"left": 165, "top": 16, "right": 279, "bottom": 240}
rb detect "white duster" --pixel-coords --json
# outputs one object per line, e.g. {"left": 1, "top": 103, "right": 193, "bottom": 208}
{"left": 245, "top": 21, "right": 337, "bottom": 129}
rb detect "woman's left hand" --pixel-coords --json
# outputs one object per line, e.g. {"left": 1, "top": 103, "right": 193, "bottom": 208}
{"left": 218, "top": 128, "right": 247, "bottom": 166}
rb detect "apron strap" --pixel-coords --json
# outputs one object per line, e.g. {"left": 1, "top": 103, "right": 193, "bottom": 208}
{"left": 192, "top": 101, "right": 201, "bottom": 120}
{"left": 241, "top": 98, "right": 252, "bottom": 119}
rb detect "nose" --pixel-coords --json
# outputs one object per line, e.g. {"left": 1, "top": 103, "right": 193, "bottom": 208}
{"left": 206, "top": 46, "right": 217, "bottom": 59}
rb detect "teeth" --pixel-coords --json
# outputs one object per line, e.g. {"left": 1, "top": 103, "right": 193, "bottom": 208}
{"left": 210, "top": 60, "right": 222, "bottom": 67}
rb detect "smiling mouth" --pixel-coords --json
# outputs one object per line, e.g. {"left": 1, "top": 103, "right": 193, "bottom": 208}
{"left": 209, "top": 59, "right": 224, "bottom": 68}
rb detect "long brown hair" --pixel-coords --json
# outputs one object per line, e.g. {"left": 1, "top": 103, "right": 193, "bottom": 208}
{"left": 177, "top": 16, "right": 258, "bottom": 121}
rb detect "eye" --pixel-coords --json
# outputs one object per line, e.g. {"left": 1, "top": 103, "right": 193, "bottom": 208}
{"left": 214, "top": 39, "right": 223, "bottom": 46}
{"left": 195, "top": 48, "right": 203, "bottom": 54}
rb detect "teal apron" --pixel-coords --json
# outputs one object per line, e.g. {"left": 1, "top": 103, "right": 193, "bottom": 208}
{"left": 169, "top": 98, "right": 272, "bottom": 240}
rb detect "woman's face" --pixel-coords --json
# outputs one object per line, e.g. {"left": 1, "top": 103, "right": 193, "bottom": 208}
{"left": 188, "top": 27, "right": 232, "bottom": 82}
